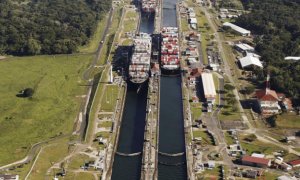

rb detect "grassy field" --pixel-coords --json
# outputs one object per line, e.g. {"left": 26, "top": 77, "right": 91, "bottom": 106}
{"left": 0, "top": 54, "right": 92, "bottom": 166}
{"left": 85, "top": 65, "right": 109, "bottom": 142}
{"left": 79, "top": 14, "right": 109, "bottom": 53}
{"left": 99, "top": 7, "right": 123, "bottom": 65}
{"left": 123, "top": 10, "right": 138, "bottom": 33}
{"left": 28, "top": 137, "right": 70, "bottom": 180}
{"left": 191, "top": 102, "right": 202, "bottom": 121}
{"left": 180, "top": 16, "right": 190, "bottom": 32}
{"left": 197, "top": 166, "right": 221, "bottom": 179}
{"left": 276, "top": 112, "right": 300, "bottom": 129}
{"left": 64, "top": 172, "right": 97, "bottom": 180}
{"left": 193, "top": 130, "right": 213, "bottom": 145}
{"left": 100, "top": 85, "right": 119, "bottom": 112}
{"left": 98, "top": 121, "right": 113, "bottom": 128}
{"left": 224, "top": 131, "right": 235, "bottom": 145}
{"left": 195, "top": 8, "right": 214, "bottom": 65}
{"left": 68, "top": 154, "right": 93, "bottom": 170}
{"left": 240, "top": 134, "right": 284, "bottom": 155}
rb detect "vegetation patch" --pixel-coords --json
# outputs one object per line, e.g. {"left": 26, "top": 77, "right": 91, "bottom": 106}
{"left": 0, "top": 54, "right": 92, "bottom": 166}
{"left": 0, "top": 0, "right": 111, "bottom": 55}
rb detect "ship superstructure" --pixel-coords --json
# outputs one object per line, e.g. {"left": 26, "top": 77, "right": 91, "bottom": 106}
{"left": 141, "top": 0, "right": 157, "bottom": 13}
{"left": 160, "top": 27, "right": 180, "bottom": 70}
{"left": 129, "top": 33, "right": 152, "bottom": 84}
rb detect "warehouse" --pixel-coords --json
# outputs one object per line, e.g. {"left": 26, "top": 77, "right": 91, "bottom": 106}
{"left": 201, "top": 72, "right": 217, "bottom": 105}
{"left": 223, "top": 22, "right": 251, "bottom": 36}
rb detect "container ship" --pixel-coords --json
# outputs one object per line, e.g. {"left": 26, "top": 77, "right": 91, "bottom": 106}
{"left": 160, "top": 27, "right": 180, "bottom": 71}
{"left": 128, "top": 33, "right": 152, "bottom": 84}
{"left": 141, "top": 0, "right": 157, "bottom": 13}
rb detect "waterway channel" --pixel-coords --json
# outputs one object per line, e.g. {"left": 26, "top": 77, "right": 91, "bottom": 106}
{"left": 112, "top": 0, "right": 187, "bottom": 178}
{"left": 158, "top": 0, "right": 187, "bottom": 179}
{"left": 111, "top": 10, "right": 154, "bottom": 180}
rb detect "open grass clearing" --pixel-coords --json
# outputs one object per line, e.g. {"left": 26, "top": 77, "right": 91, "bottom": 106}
{"left": 180, "top": 16, "right": 190, "bottom": 32}
{"left": 95, "top": 131, "right": 111, "bottom": 139}
{"left": 193, "top": 130, "right": 213, "bottom": 145}
{"left": 100, "top": 85, "right": 119, "bottom": 112}
{"left": 240, "top": 134, "right": 285, "bottom": 156}
{"left": 191, "top": 103, "right": 202, "bottom": 121}
{"left": 276, "top": 112, "right": 300, "bottom": 129}
{"left": 27, "top": 137, "right": 70, "bottom": 180}
{"left": 0, "top": 54, "right": 92, "bottom": 166}
{"left": 98, "top": 121, "right": 113, "bottom": 128}
{"left": 68, "top": 154, "right": 93, "bottom": 170}
{"left": 224, "top": 131, "right": 235, "bottom": 145}
{"left": 197, "top": 165, "right": 221, "bottom": 179}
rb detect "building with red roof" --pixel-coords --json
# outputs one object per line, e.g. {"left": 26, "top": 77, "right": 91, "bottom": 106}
{"left": 288, "top": 159, "right": 300, "bottom": 168}
{"left": 255, "top": 75, "right": 281, "bottom": 116}
{"left": 241, "top": 155, "right": 271, "bottom": 168}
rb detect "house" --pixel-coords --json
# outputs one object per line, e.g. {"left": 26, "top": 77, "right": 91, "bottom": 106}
{"left": 239, "top": 53, "right": 263, "bottom": 69}
{"left": 241, "top": 155, "right": 271, "bottom": 168}
{"left": 0, "top": 175, "right": 19, "bottom": 180}
{"left": 223, "top": 22, "right": 251, "bottom": 36}
{"left": 256, "top": 77, "right": 281, "bottom": 116}
{"left": 288, "top": 159, "right": 300, "bottom": 168}
{"left": 234, "top": 43, "right": 255, "bottom": 53}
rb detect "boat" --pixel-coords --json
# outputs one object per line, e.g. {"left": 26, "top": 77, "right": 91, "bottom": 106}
{"left": 160, "top": 27, "right": 180, "bottom": 71}
{"left": 128, "top": 33, "right": 152, "bottom": 84}
{"left": 141, "top": 0, "right": 157, "bottom": 13}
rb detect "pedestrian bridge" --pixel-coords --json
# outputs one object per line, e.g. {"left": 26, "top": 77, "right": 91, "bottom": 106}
{"left": 158, "top": 161, "right": 186, "bottom": 166}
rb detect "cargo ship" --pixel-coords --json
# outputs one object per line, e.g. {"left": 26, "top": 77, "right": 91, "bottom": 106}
{"left": 160, "top": 27, "right": 180, "bottom": 71}
{"left": 141, "top": 0, "right": 157, "bottom": 13}
{"left": 128, "top": 33, "right": 152, "bottom": 84}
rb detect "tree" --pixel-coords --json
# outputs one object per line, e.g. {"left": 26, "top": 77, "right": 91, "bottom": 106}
{"left": 26, "top": 38, "right": 41, "bottom": 55}
{"left": 224, "top": 84, "right": 235, "bottom": 91}
{"left": 244, "top": 86, "right": 255, "bottom": 95}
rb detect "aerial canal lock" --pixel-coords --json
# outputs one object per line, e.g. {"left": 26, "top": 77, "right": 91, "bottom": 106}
{"left": 108, "top": 0, "right": 190, "bottom": 179}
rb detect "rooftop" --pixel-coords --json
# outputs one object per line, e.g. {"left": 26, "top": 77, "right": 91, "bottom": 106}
{"left": 239, "top": 53, "right": 263, "bottom": 68}
{"left": 288, "top": 159, "right": 300, "bottom": 166}
{"left": 256, "top": 88, "right": 279, "bottom": 101}
{"left": 242, "top": 155, "right": 270, "bottom": 165}
{"left": 223, "top": 22, "right": 251, "bottom": 35}
{"left": 201, "top": 72, "right": 217, "bottom": 98}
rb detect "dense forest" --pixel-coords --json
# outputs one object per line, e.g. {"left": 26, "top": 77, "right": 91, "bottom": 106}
{"left": 235, "top": 0, "right": 300, "bottom": 101}
{"left": 0, "top": 0, "right": 111, "bottom": 55}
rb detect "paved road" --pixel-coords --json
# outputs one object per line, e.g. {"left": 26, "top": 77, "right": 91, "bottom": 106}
{"left": 83, "top": 8, "right": 114, "bottom": 81}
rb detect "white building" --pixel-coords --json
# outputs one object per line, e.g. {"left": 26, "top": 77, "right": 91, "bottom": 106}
{"left": 234, "top": 43, "right": 255, "bottom": 53}
{"left": 223, "top": 22, "right": 251, "bottom": 36}
{"left": 285, "top": 56, "right": 300, "bottom": 61}
{"left": 201, "top": 72, "right": 217, "bottom": 104}
{"left": 189, "top": 18, "right": 197, "bottom": 29}
{"left": 239, "top": 53, "right": 263, "bottom": 69}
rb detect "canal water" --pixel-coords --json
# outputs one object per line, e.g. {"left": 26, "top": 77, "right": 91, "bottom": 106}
{"left": 111, "top": 83, "right": 148, "bottom": 180}
{"left": 112, "top": 0, "right": 187, "bottom": 178}
{"left": 158, "top": 0, "right": 187, "bottom": 179}
{"left": 111, "top": 9, "right": 154, "bottom": 180}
